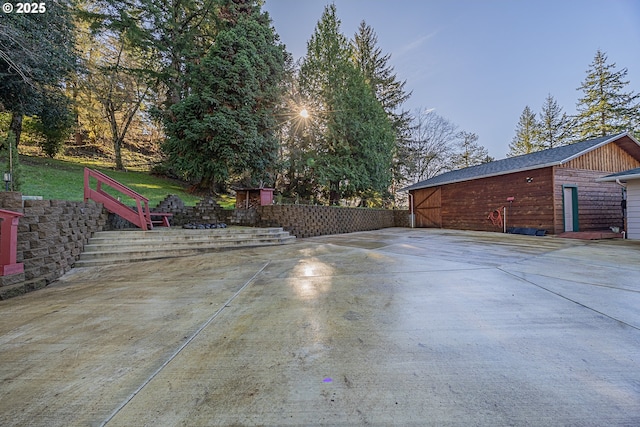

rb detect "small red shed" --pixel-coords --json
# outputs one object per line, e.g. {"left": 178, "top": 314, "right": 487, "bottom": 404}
{"left": 404, "top": 132, "right": 640, "bottom": 234}
{"left": 235, "top": 188, "right": 274, "bottom": 209}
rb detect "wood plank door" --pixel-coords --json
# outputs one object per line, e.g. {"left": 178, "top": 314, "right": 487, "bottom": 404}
{"left": 414, "top": 188, "right": 442, "bottom": 228}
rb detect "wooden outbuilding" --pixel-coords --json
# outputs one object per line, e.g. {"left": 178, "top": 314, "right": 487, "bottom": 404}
{"left": 598, "top": 166, "right": 640, "bottom": 239}
{"left": 405, "top": 132, "right": 640, "bottom": 234}
{"left": 235, "top": 188, "right": 274, "bottom": 209}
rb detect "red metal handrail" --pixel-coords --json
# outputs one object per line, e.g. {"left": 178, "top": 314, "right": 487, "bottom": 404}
{"left": 83, "top": 168, "right": 152, "bottom": 230}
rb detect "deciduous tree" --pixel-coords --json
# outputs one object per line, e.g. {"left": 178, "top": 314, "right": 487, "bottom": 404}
{"left": 404, "top": 108, "right": 459, "bottom": 182}
{"left": 79, "top": 0, "right": 220, "bottom": 149}
{"left": 98, "top": 36, "right": 152, "bottom": 170}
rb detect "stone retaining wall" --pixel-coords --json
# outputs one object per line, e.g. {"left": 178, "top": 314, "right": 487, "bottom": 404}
{"left": 146, "top": 195, "right": 411, "bottom": 233}
{"left": 0, "top": 192, "right": 107, "bottom": 299}
{"left": 393, "top": 209, "right": 412, "bottom": 228}
{"left": 257, "top": 205, "right": 410, "bottom": 238}
{"left": 109, "top": 196, "right": 231, "bottom": 229}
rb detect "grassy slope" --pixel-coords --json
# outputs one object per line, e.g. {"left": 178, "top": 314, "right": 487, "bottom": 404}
{"left": 18, "top": 155, "right": 230, "bottom": 208}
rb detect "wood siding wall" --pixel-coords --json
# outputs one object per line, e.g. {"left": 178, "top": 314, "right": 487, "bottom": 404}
{"left": 626, "top": 180, "right": 640, "bottom": 239}
{"left": 561, "top": 142, "right": 640, "bottom": 172}
{"left": 431, "top": 168, "right": 556, "bottom": 232}
{"left": 409, "top": 138, "right": 640, "bottom": 234}
{"left": 553, "top": 168, "right": 625, "bottom": 232}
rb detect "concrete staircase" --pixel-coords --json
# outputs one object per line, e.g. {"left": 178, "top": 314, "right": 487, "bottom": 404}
{"left": 74, "top": 227, "right": 295, "bottom": 267}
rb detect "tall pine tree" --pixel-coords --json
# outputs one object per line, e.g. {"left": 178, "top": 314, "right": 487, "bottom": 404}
{"left": 537, "top": 94, "right": 571, "bottom": 149}
{"left": 351, "top": 21, "right": 410, "bottom": 116}
{"left": 351, "top": 21, "right": 411, "bottom": 205}
{"left": 162, "top": 0, "right": 287, "bottom": 193}
{"left": 575, "top": 50, "right": 639, "bottom": 138}
{"left": 298, "top": 4, "right": 394, "bottom": 205}
{"left": 508, "top": 106, "right": 539, "bottom": 157}
{"left": 451, "top": 132, "right": 490, "bottom": 169}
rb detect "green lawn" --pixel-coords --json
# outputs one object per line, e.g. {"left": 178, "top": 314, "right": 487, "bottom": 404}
{"left": 16, "top": 156, "right": 233, "bottom": 208}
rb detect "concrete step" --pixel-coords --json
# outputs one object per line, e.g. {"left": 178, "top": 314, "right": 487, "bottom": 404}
{"left": 87, "top": 228, "right": 290, "bottom": 244}
{"left": 90, "top": 227, "right": 287, "bottom": 240}
{"left": 83, "top": 235, "right": 293, "bottom": 252}
{"left": 74, "top": 227, "right": 295, "bottom": 267}
{"left": 86, "top": 230, "right": 293, "bottom": 246}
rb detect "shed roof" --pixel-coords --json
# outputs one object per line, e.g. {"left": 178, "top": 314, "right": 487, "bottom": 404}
{"left": 597, "top": 167, "right": 640, "bottom": 182}
{"left": 404, "top": 132, "right": 640, "bottom": 191}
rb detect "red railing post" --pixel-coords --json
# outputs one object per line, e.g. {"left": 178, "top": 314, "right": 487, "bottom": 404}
{"left": 0, "top": 209, "right": 24, "bottom": 276}
{"left": 83, "top": 167, "right": 89, "bottom": 201}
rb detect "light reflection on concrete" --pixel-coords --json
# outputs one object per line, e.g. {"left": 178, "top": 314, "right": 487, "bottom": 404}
{"left": 290, "top": 257, "right": 334, "bottom": 301}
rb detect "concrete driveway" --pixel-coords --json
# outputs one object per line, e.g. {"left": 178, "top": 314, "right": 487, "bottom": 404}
{"left": 0, "top": 228, "right": 639, "bottom": 426}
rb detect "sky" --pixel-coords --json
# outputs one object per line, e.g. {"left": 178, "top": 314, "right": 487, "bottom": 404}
{"left": 262, "top": 0, "right": 640, "bottom": 159}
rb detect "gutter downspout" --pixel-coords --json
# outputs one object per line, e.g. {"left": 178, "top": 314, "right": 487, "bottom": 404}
{"left": 615, "top": 179, "right": 627, "bottom": 238}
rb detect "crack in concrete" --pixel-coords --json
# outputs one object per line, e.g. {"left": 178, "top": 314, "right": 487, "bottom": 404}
{"left": 498, "top": 267, "right": 640, "bottom": 331}
{"left": 100, "top": 261, "right": 270, "bottom": 426}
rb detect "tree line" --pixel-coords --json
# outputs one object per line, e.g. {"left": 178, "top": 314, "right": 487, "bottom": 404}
{"left": 509, "top": 49, "right": 640, "bottom": 157}
{"left": 2, "top": 2, "right": 638, "bottom": 205}
{"left": 0, "top": 0, "right": 482, "bottom": 206}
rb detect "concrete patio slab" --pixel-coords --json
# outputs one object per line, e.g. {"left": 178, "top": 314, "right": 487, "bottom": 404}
{"left": 0, "top": 228, "right": 638, "bottom": 426}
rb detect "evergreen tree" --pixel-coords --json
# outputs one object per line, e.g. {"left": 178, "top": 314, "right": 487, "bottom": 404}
{"left": 351, "top": 21, "right": 411, "bottom": 116}
{"left": 575, "top": 49, "right": 640, "bottom": 138}
{"left": 537, "top": 94, "right": 571, "bottom": 149}
{"left": 0, "top": 0, "right": 78, "bottom": 146}
{"left": 508, "top": 106, "right": 540, "bottom": 157}
{"left": 162, "top": 0, "right": 286, "bottom": 193}
{"left": 276, "top": 70, "right": 320, "bottom": 203}
{"left": 32, "top": 91, "right": 75, "bottom": 158}
{"left": 298, "top": 4, "right": 394, "bottom": 205}
{"left": 136, "top": 0, "right": 219, "bottom": 110}
{"left": 326, "top": 63, "right": 395, "bottom": 204}
{"left": 298, "top": 4, "right": 360, "bottom": 204}
{"left": 351, "top": 21, "right": 411, "bottom": 205}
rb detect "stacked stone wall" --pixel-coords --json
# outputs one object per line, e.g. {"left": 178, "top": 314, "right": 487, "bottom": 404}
{"left": 108, "top": 195, "right": 231, "bottom": 229}
{"left": 0, "top": 192, "right": 107, "bottom": 298}
{"left": 110, "top": 195, "right": 410, "bottom": 233}
{"left": 394, "top": 209, "right": 412, "bottom": 228}
{"left": 256, "top": 205, "right": 409, "bottom": 238}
